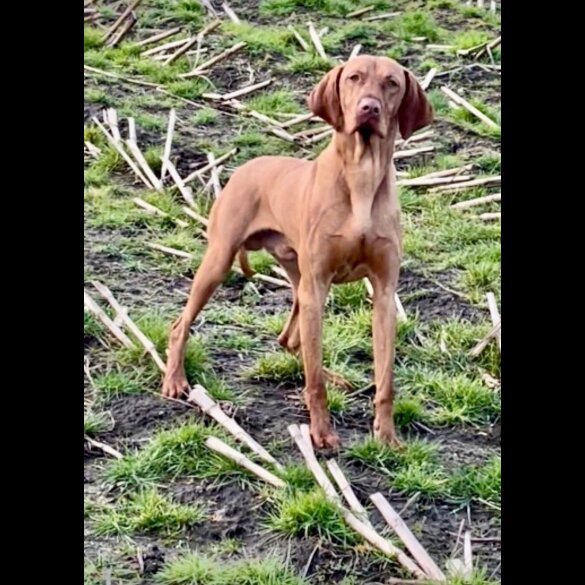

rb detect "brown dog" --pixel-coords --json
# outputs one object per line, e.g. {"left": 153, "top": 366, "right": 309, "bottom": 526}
{"left": 163, "top": 55, "right": 433, "bottom": 449}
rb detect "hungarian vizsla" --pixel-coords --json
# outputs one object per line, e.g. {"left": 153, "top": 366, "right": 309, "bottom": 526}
{"left": 163, "top": 55, "right": 433, "bottom": 449}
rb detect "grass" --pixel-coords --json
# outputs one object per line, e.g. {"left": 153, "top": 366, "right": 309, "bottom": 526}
{"left": 246, "top": 90, "right": 302, "bottom": 116}
{"left": 224, "top": 23, "right": 296, "bottom": 57}
{"left": 106, "top": 422, "right": 242, "bottom": 489}
{"left": 84, "top": 410, "right": 112, "bottom": 435}
{"left": 93, "top": 369, "right": 145, "bottom": 400}
{"left": 156, "top": 552, "right": 307, "bottom": 585}
{"left": 91, "top": 488, "right": 205, "bottom": 536}
{"left": 268, "top": 487, "right": 356, "bottom": 545}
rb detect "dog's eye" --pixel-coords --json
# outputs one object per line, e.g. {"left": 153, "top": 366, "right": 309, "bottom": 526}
{"left": 385, "top": 77, "right": 398, "bottom": 88}
{"left": 349, "top": 73, "right": 360, "bottom": 82}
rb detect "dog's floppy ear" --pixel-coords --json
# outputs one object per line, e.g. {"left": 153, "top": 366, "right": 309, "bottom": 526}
{"left": 308, "top": 65, "right": 344, "bottom": 131}
{"left": 398, "top": 69, "right": 433, "bottom": 140}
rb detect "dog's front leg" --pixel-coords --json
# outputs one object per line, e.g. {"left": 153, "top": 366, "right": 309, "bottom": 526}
{"left": 298, "top": 275, "right": 340, "bottom": 449}
{"left": 371, "top": 276, "right": 400, "bottom": 447}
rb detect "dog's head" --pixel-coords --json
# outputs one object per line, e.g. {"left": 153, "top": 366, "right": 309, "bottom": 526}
{"left": 308, "top": 55, "right": 433, "bottom": 140}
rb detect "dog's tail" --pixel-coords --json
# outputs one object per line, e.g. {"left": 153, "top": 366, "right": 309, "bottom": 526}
{"left": 237, "top": 248, "right": 255, "bottom": 278}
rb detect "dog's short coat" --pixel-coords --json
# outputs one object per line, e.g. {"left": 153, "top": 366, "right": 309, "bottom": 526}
{"left": 163, "top": 56, "right": 433, "bottom": 449}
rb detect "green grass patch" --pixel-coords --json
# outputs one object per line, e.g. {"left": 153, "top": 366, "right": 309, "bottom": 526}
{"left": 91, "top": 488, "right": 204, "bottom": 536}
{"left": 268, "top": 487, "right": 356, "bottom": 545}
{"left": 106, "top": 422, "right": 242, "bottom": 489}
{"left": 156, "top": 552, "right": 307, "bottom": 585}
{"left": 246, "top": 90, "right": 302, "bottom": 116}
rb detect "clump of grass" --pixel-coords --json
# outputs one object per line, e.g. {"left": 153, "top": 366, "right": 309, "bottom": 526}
{"left": 399, "top": 368, "right": 500, "bottom": 425}
{"left": 392, "top": 461, "right": 450, "bottom": 496}
{"left": 91, "top": 488, "right": 204, "bottom": 536}
{"left": 192, "top": 107, "right": 219, "bottom": 126}
{"left": 393, "top": 11, "right": 443, "bottom": 42}
{"left": 277, "top": 464, "right": 315, "bottom": 493}
{"left": 84, "top": 26, "right": 104, "bottom": 51}
{"left": 84, "top": 311, "right": 104, "bottom": 342}
{"left": 247, "top": 90, "right": 302, "bottom": 116}
{"left": 268, "top": 488, "right": 356, "bottom": 545}
{"left": 260, "top": 0, "right": 358, "bottom": 17}
{"left": 393, "top": 396, "right": 426, "bottom": 429}
{"left": 327, "top": 386, "right": 353, "bottom": 415}
{"left": 224, "top": 23, "right": 295, "bottom": 56}
{"left": 93, "top": 369, "right": 145, "bottom": 400}
{"left": 247, "top": 352, "right": 303, "bottom": 382}
{"left": 450, "top": 30, "right": 491, "bottom": 52}
{"left": 106, "top": 422, "right": 239, "bottom": 489}
{"left": 84, "top": 410, "right": 112, "bottom": 435}
{"left": 449, "top": 455, "right": 500, "bottom": 506}
{"left": 329, "top": 280, "right": 368, "bottom": 311}
{"left": 167, "top": 78, "right": 212, "bottom": 100}
{"left": 116, "top": 310, "right": 207, "bottom": 381}
{"left": 156, "top": 552, "right": 307, "bottom": 585}
{"left": 348, "top": 436, "right": 438, "bottom": 471}
{"left": 449, "top": 100, "right": 501, "bottom": 139}
{"left": 233, "top": 131, "right": 295, "bottom": 163}
{"left": 286, "top": 54, "right": 333, "bottom": 74}
{"left": 84, "top": 87, "right": 111, "bottom": 106}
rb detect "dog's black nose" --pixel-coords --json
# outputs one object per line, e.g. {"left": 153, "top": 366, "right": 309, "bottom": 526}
{"left": 358, "top": 97, "right": 381, "bottom": 117}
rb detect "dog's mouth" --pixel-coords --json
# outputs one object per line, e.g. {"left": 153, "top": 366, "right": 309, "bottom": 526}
{"left": 352, "top": 115, "right": 385, "bottom": 139}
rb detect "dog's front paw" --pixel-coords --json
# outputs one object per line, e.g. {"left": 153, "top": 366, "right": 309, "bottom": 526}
{"left": 374, "top": 416, "right": 401, "bottom": 448}
{"left": 310, "top": 419, "right": 341, "bottom": 450}
{"left": 162, "top": 370, "right": 189, "bottom": 399}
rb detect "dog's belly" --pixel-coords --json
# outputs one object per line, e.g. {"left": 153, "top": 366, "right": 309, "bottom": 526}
{"left": 243, "top": 229, "right": 297, "bottom": 263}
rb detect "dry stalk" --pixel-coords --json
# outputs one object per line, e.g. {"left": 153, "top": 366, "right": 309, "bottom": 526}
{"left": 205, "top": 436, "right": 285, "bottom": 487}
{"left": 160, "top": 108, "right": 176, "bottom": 181}
{"left": 430, "top": 175, "right": 500, "bottom": 193}
{"left": 104, "top": 0, "right": 142, "bottom": 41}
{"left": 451, "top": 193, "right": 500, "bottom": 209}
{"left": 393, "top": 145, "right": 434, "bottom": 159}
{"left": 92, "top": 116, "right": 153, "bottom": 188}
{"left": 470, "top": 322, "right": 501, "bottom": 357}
{"left": 420, "top": 67, "right": 437, "bottom": 91}
{"left": 190, "top": 385, "right": 281, "bottom": 467}
{"left": 91, "top": 281, "right": 167, "bottom": 372}
{"left": 181, "top": 41, "right": 247, "bottom": 77}
{"left": 84, "top": 289, "right": 135, "bottom": 348}
{"left": 162, "top": 158, "right": 195, "bottom": 205}
{"left": 398, "top": 175, "right": 473, "bottom": 188}
{"left": 207, "top": 153, "right": 222, "bottom": 197}
{"left": 133, "top": 27, "right": 182, "bottom": 48}
{"left": 479, "top": 212, "right": 500, "bottom": 220}
{"left": 364, "top": 11, "right": 401, "bottom": 21}
{"left": 288, "top": 25, "right": 309, "bottom": 51}
{"left": 107, "top": 12, "right": 137, "bottom": 48}
{"left": 133, "top": 197, "right": 189, "bottom": 228}
{"left": 146, "top": 243, "right": 193, "bottom": 259}
{"left": 126, "top": 140, "right": 164, "bottom": 190}
{"left": 347, "top": 6, "right": 375, "bottom": 18}
{"left": 370, "top": 492, "right": 446, "bottom": 581}
{"left": 222, "top": 2, "right": 241, "bottom": 23}
{"left": 184, "top": 148, "right": 237, "bottom": 184}
{"left": 485, "top": 292, "right": 501, "bottom": 350}
{"left": 349, "top": 44, "right": 362, "bottom": 59}
{"left": 85, "top": 436, "right": 123, "bottom": 459}
{"left": 307, "top": 22, "right": 327, "bottom": 59}
{"left": 205, "top": 79, "right": 273, "bottom": 101}
{"left": 440, "top": 86, "right": 500, "bottom": 130}
{"left": 142, "top": 37, "right": 190, "bottom": 57}
{"left": 326, "top": 460, "right": 373, "bottom": 528}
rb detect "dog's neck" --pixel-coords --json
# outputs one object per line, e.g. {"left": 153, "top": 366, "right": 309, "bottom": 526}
{"left": 332, "top": 126, "right": 398, "bottom": 229}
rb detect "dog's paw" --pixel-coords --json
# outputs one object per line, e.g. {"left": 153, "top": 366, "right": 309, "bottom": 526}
{"left": 162, "top": 371, "right": 189, "bottom": 399}
{"left": 374, "top": 417, "right": 401, "bottom": 448}
{"left": 310, "top": 421, "right": 341, "bottom": 450}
